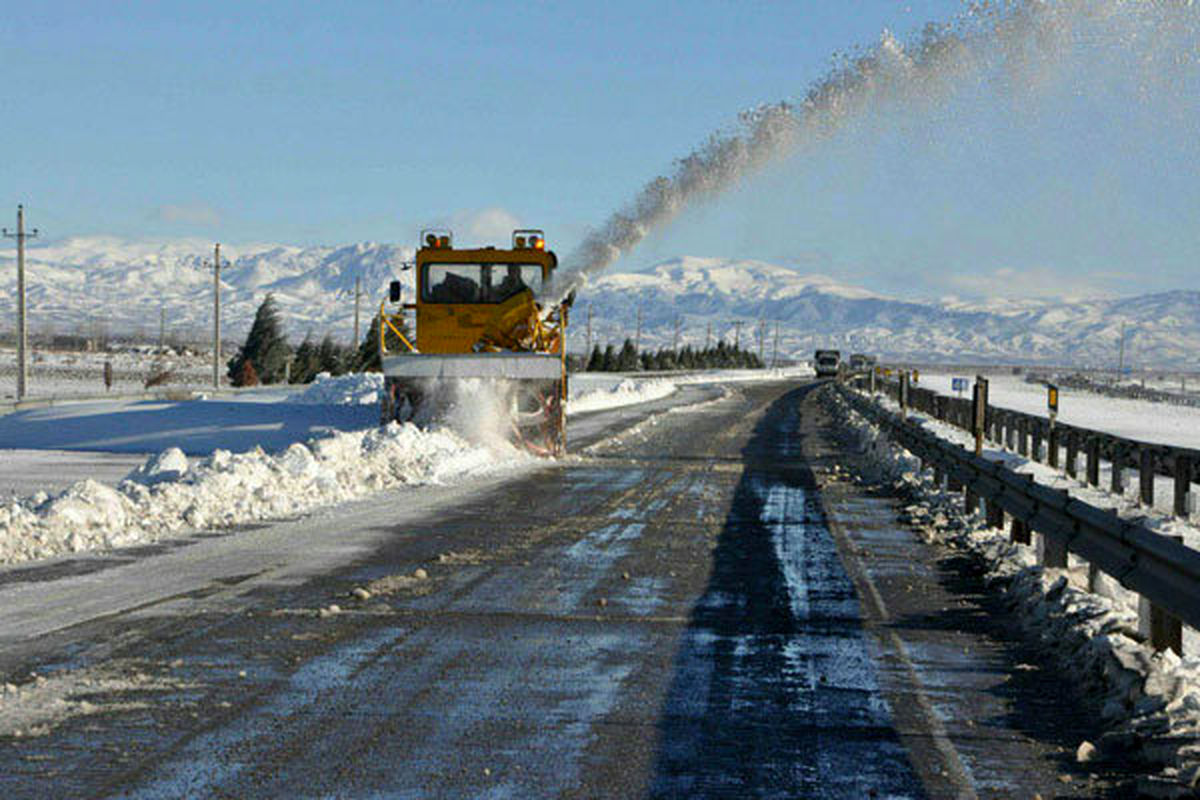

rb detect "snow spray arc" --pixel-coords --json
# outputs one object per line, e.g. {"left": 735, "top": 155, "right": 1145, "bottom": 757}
{"left": 540, "top": 0, "right": 1200, "bottom": 306}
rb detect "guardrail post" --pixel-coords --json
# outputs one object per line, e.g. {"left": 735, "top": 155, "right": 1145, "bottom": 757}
{"left": 1140, "top": 449, "right": 1155, "bottom": 507}
{"left": 1010, "top": 516, "right": 1030, "bottom": 545}
{"left": 1005, "top": 414, "right": 1015, "bottom": 451}
{"left": 1066, "top": 431, "right": 1078, "bottom": 478}
{"left": 1110, "top": 446, "right": 1125, "bottom": 495}
{"left": 965, "top": 487, "right": 978, "bottom": 514}
{"left": 933, "top": 466, "right": 944, "bottom": 488}
{"left": 1048, "top": 427, "right": 1060, "bottom": 469}
{"left": 986, "top": 498, "right": 1004, "bottom": 529}
{"left": 1038, "top": 530, "right": 1068, "bottom": 569}
{"left": 1017, "top": 418, "right": 1029, "bottom": 457}
{"left": 1138, "top": 534, "right": 1184, "bottom": 656}
{"left": 1086, "top": 438, "right": 1100, "bottom": 487}
{"left": 1031, "top": 426, "right": 1043, "bottom": 463}
{"left": 1175, "top": 455, "right": 1193, "bottom": 519}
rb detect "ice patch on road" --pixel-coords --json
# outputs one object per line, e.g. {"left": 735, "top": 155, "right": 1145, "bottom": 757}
{"left": 0, "top": 422, "right": 524, "bottom": 567}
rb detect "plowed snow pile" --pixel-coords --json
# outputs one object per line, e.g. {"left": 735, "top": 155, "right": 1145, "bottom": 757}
{"left": 288, "top": 372, "right": 384, "bottom": 406}
{"left": 0, "top": 422, "right": 522, "bottom": 566}
{"left": 566, "top": 378, "right": 676, "bottom": 416}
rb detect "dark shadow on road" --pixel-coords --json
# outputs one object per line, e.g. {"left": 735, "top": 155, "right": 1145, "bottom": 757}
{"left": 648, "top": 385, "right": 925, "bottom": 798}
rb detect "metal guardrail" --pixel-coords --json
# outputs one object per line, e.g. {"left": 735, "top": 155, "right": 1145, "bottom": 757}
{"left": 837, "top": 384, "right": 1198, "bottom": 655}
{"left": 871, "top": 377, "right": 1198, "bottom": 518}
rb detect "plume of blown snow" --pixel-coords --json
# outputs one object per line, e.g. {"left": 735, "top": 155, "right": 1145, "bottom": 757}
{"left": 542, "top": 0, "right": 1200, "bottom": 305}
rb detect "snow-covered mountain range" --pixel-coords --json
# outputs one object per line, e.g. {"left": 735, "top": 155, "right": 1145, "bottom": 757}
{"left": 1, "top": 239, "right": 1195, "bottom": 368}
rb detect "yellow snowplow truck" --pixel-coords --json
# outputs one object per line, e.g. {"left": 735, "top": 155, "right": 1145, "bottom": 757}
{"left": 378, "top": 229, "right": 570, "bottom": 455}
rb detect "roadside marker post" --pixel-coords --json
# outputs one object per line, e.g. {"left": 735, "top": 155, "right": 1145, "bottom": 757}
{"left": 971, "top": 376, "right": 988, "bottom": 458}
{"left": 1047, "top": 383, "right": 1059, "bottom": 469}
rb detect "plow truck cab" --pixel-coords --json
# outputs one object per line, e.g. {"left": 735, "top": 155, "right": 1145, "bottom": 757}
{"left": 378, "top": 229, "right": 569, "bottom": 455}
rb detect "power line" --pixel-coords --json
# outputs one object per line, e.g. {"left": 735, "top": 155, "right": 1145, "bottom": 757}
{"left": 3, "top": 205, "right": 38, "bottom": 400}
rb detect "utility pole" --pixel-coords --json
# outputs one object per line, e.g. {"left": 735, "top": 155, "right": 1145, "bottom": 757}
{"left": 733, "top": 321, "right": 743, "bottom": 350}
{"left": 586, "top": 304, "right": 593, "bottom": 356}
{"left": 672, "top": 315, "right": 681, "bottom": 353}
{"left": 3, "top": 205, "right": 38, "bottom": 400}
{"left": 210, "top": 243, "right": 223, "bottom": 389}
{"left": 757, "top": 319, "right": 765, "bottom": 364}
{"left": 1117, "top": 322, "right": 1127, "bottom": 380}
{"left": 353, "top": 276, "right": 362, "bottom": 346}
{"left": 634, "top": 306, "right": 642, "bottom": 354}
{"left": 158, "top": 305, "right": 166, "bottom": 352}
{"left": 705, "top": 322, "right": 712, "bottom": 350}
{"left": 771, "top": 322, "right": 780, "bottom": 369}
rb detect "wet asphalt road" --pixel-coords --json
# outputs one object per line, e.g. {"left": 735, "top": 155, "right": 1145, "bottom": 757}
{"left": 0, "top": 381, "right": 1137, "bottom": 797}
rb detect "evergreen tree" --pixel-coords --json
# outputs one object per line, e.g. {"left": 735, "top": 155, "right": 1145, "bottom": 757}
{"left": 228, "top": 293, "right": 291, "bottom": 384}
{"left": 617, "top": 338, "right": 639, "bottom": 371}
{"left": 601, "top": 343, "right": 618, "bottom": 372}
{"left": 640, "top": 351, "right": 654, "bottom": 371}
{"left": 317, "top": 333, "right": 344, "bottom": 375}
{"left": 291, "top": 335, "right": 320, "bottom": 383}
{"left": 586, "top": 345, "right": 604, "bottom": 372}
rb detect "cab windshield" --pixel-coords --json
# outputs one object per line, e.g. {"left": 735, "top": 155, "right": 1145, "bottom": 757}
{"left": 423, "top": 263, "right": 544, "bottom": 304}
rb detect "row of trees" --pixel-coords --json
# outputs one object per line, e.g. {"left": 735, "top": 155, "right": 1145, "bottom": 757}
{"left": 228, "top": 294, "right": 411, "bottom": 386}
{"left": 582, "top": 339, "right": 764, "bottom": 372}
{"left": 227, "top": 294, "right": 764, "bottom": 386}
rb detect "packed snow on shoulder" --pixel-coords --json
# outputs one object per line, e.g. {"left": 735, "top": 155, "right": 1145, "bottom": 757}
{"left": 288, "top": 372, "right": 385, "bottom": 406}
{"left": 567, "top": 377, "right": 677, "bottom": 416}
{"left": 0, "top": 422, "right": 525, "bottom": 567}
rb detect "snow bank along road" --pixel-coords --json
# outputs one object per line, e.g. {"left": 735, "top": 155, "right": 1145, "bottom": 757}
{"left": 0, "top": 381, "right": 1141, "bottom": 797}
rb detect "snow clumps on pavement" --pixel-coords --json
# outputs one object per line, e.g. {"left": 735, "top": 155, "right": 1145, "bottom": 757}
{"left": 822, "top": 386, "right": 1200, "bottom": 798}
{"left": 0, "top": 421, "right": 523, "bottom": 567}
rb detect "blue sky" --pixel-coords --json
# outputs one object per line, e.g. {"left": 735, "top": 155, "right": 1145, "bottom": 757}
{"left": 3, "top": 1, "right": 1198, "bottom": 300}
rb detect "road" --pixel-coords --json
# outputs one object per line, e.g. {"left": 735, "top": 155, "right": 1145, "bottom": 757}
{"left": 0, "top": 380, "right": 1135, "bottom": 797}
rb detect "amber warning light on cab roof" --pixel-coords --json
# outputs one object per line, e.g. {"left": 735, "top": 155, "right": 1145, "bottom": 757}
{"left": 512, "top": 229, "right": 545, "bottom": 250}
{"left": 420, "top": 229, "right": 453, "bottom": 249}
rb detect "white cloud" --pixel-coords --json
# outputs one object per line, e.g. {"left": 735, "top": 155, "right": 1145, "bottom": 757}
{"left": 450, "top": 207, "right": 521, "bottom": 246}
{"left": 942, "top": 266, "right": 1132, "bottom": 302}
{"left": 154, "top": 204, "right": 221, "bottom": 227}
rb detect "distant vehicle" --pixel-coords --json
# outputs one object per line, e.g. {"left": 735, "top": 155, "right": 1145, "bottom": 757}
{"left": 848, "top": 353, "right": 876, "bottom": 372}
{"left": 814, "top": 349, "right": 841, "bottom": 378}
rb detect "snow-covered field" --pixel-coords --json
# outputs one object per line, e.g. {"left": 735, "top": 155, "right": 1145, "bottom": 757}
{"left": 919, "top": 370, "right": 1200, "bottom": 449}
{"left": 0, "top": 347, "right": 218, "bottom": 401}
